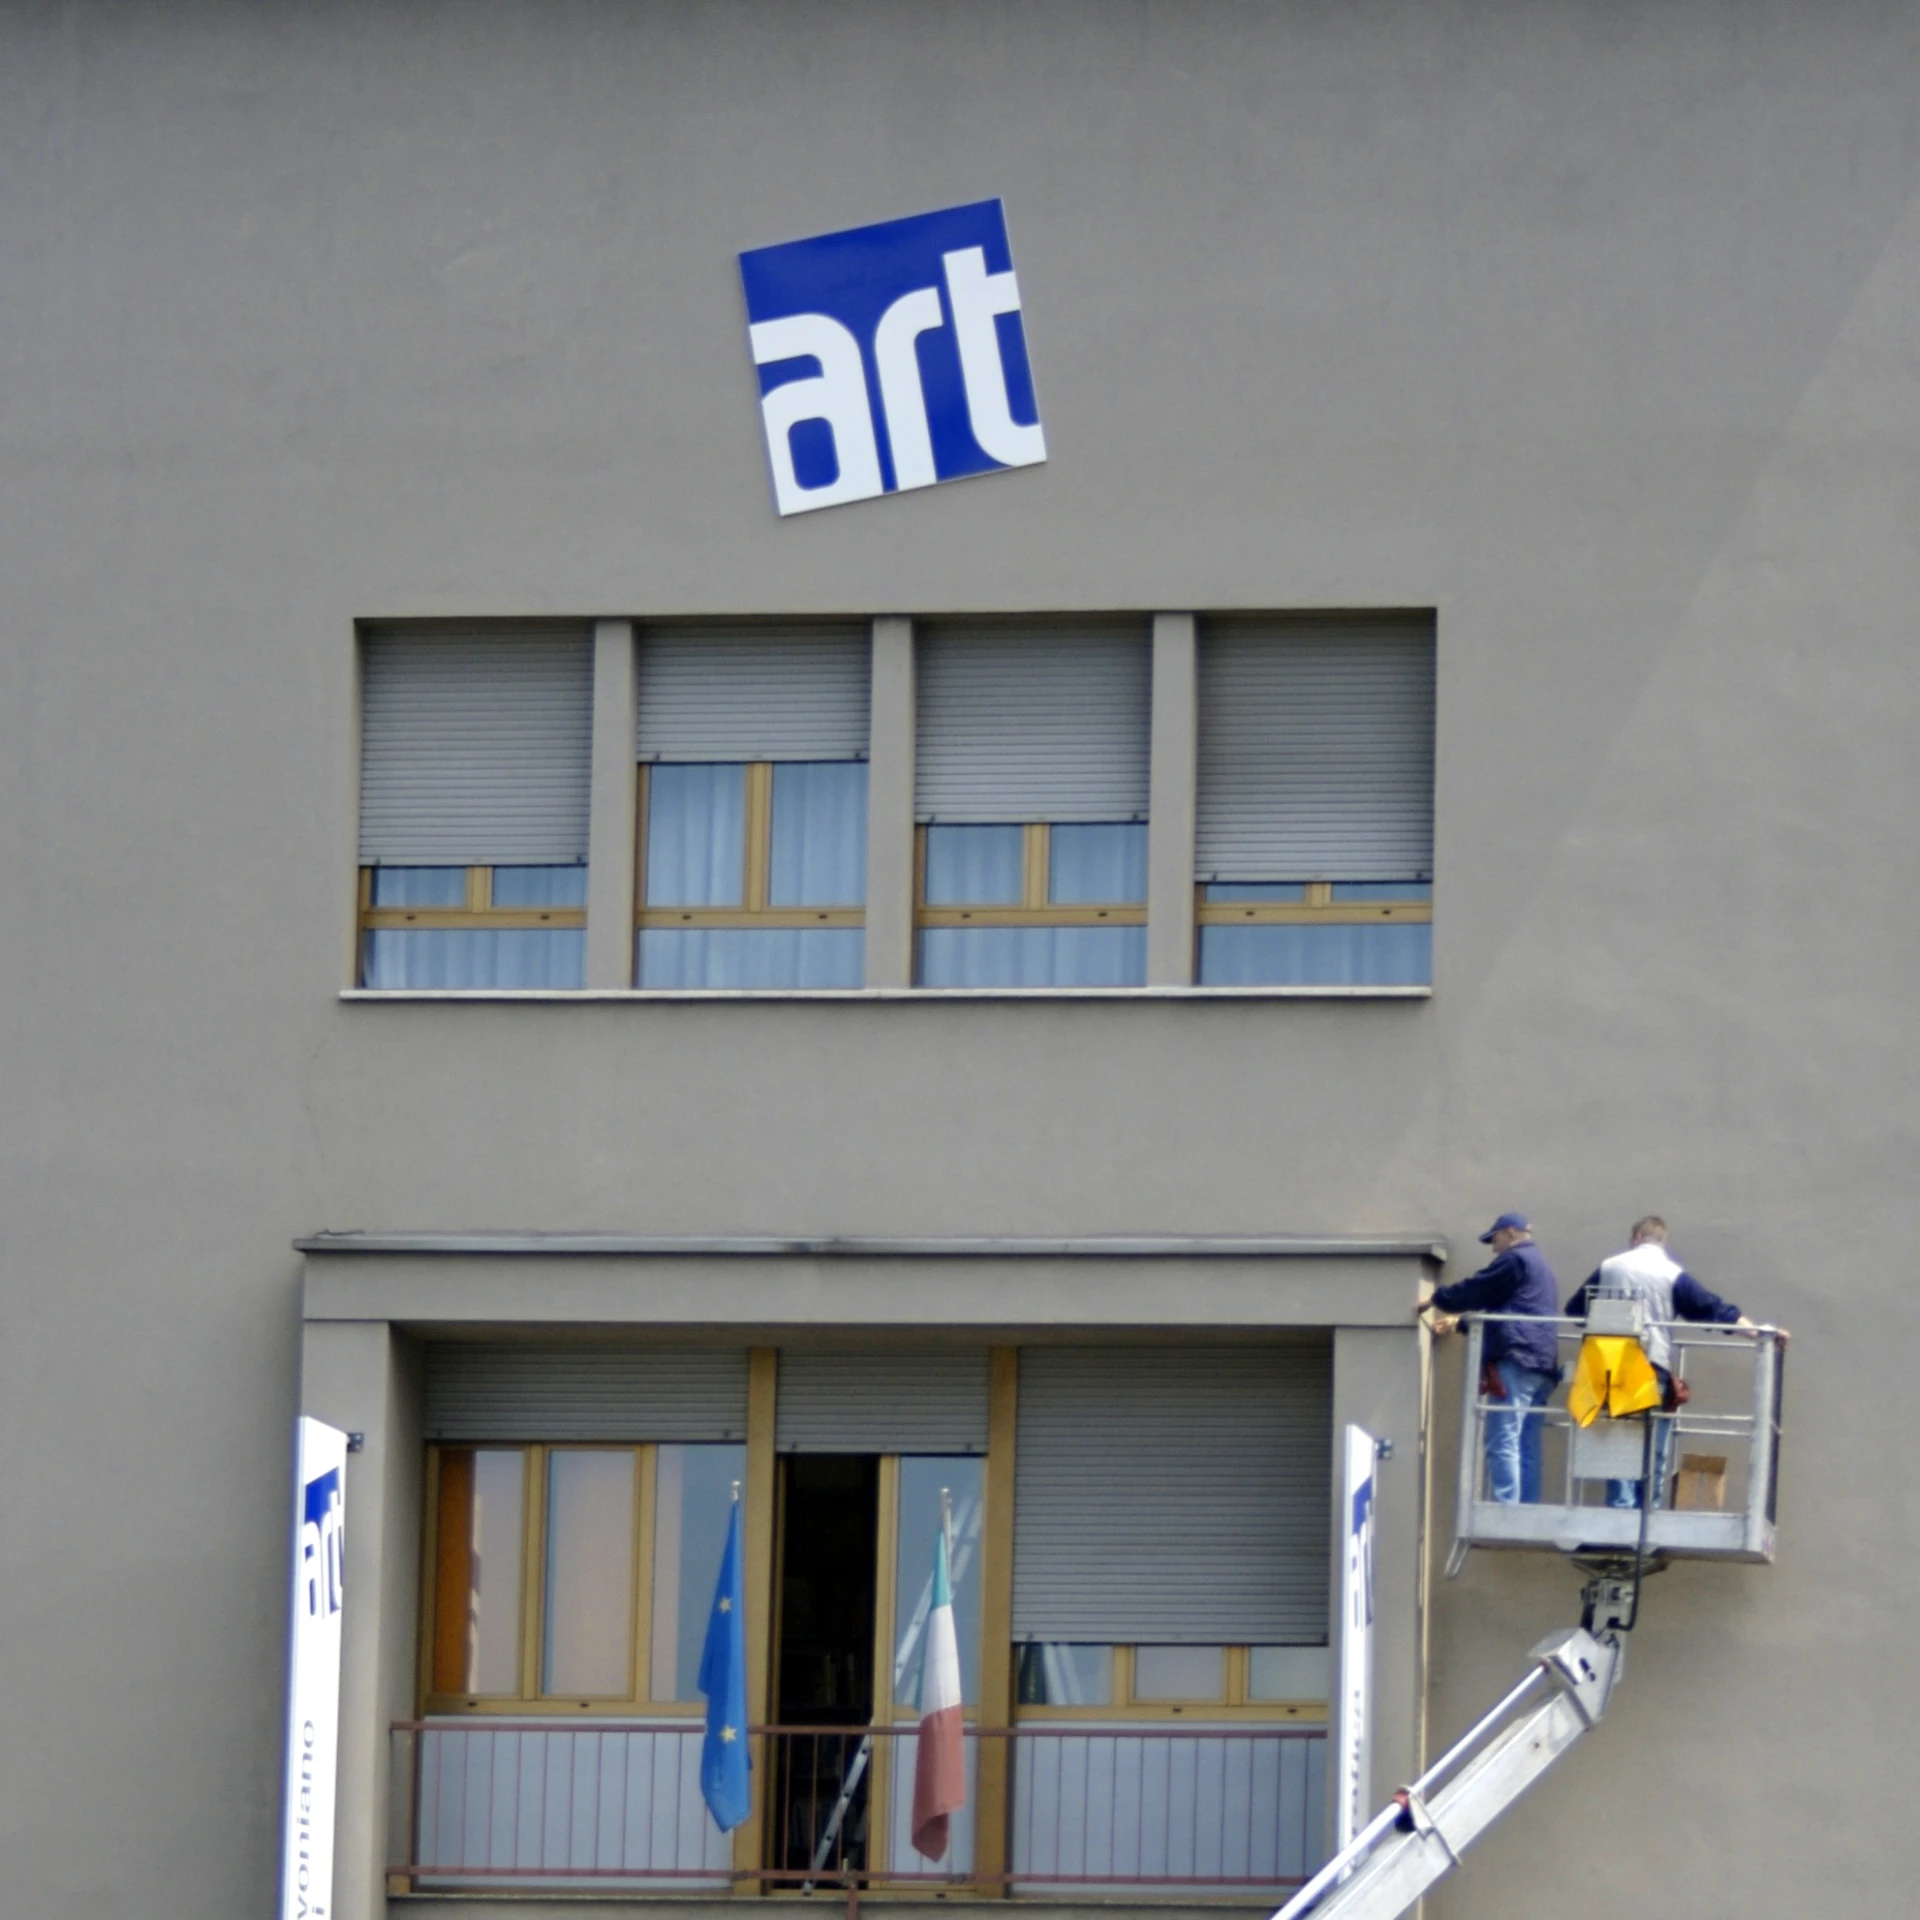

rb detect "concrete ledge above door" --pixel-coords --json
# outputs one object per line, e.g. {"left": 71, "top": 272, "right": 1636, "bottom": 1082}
{"left": 298, "top": 1232, "right": 1446, "bottom": 1334}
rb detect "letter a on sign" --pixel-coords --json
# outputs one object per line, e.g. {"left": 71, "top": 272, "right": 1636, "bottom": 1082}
{"left": 740, "top": 199, "right": 1047, "bottom": 516}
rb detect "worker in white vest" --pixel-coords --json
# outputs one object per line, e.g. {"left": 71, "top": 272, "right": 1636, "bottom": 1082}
{"left": 1564, "top": 1217, "right": 1775, "bottom": 1509}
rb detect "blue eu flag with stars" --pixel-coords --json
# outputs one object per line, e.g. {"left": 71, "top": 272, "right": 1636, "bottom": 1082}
{"left": 698, "top": 1497, "right": 751, "bottom": 1833}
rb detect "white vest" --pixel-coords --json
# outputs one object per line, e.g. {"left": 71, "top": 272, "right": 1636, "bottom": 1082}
{"left": 1592, "top": 1243, "right": 1682, "bottom": 1376}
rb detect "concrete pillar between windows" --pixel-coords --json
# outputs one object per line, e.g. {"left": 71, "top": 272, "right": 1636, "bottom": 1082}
{"left": 1329, "top": 1326, "right": 1425, "bottom": 1859}
{"left": 865, "top": 615, "right": 916, "bottom": 987}
{"left": 300, "top": 1320, "right": 422, "bottom": 1920}
{"left": 585, "top": 619, "right": 638, "bottom": 989}
{"left": 1147, "top": 612, "right": 1198, "bottom": 986}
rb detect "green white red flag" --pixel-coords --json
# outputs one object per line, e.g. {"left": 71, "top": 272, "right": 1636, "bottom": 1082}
{"left": 910, "top": 1523, "right": 966, "bottom": 1861}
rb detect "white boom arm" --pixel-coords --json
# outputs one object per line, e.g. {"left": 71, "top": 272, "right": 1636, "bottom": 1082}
{"left": 1271, "top": 1626, "right": 1622, "bottom": 1920}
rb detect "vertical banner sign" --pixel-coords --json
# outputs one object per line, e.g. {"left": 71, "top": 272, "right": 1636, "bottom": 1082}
{"left": 281, "top": 1418, "right": 347, "bottom": 1920}
{"left": 1334, "top": 1425, "right": 1378, "bottom": 1853}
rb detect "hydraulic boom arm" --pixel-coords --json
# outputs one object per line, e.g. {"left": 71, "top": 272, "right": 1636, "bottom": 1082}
{"left": 1270, "top": 1624, "right": 1622, "bottom": 1920}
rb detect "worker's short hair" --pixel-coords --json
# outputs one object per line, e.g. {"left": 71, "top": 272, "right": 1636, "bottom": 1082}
{"left": 1631, "top": 1215, "right": 1668, "bottom": 1243}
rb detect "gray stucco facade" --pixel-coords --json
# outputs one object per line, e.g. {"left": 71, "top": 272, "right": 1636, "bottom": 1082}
{"left": 3, "top": 2, "right": 1914, "bottom": 1914}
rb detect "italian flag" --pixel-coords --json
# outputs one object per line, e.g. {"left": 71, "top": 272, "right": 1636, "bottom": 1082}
{"left": 911, "top": 1526, "right": 966, "bottom": 1862}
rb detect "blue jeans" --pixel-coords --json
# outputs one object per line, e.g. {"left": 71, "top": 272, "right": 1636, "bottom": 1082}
{"left": 1608, "top": 1412, "right": 1674, "bottom": 1510}
{"left": 1485, "top": 1358, "right": 1556, "bottom": 1504}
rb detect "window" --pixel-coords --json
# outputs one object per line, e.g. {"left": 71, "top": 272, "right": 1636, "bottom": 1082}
{"left": 359, "top": 863, "right": 589, "bottom": 989}
{"left": 651, "top": 1443, "right": 752, "bottom": 1701}
{"left": 426, "top": 1441, "right": 746, "bottom": 1711}
{"left": 1012, "top": 1347, "right": 1332, "bottom": 1652}
{"left": 1016, "top": 1644, "right": 1329, "bottom": 1714}
{"left": 1196, "top": 880, "right": 1433, "bottom": 986}
{"left": 914, "top": 623, "right": 1150, "bottom": 987}
{"left": 890, "top": 1456, "right": 985, "bottom": 1711}
{"left": 917, "top": 820, "right": 1147, "bottom": 987}
{"left": 1195, "top": 617, "right": 1434, "bottom": 986}
{"left": 357, "top": 627, "right": 592, "bottom": 988}
{"left": 637, "top": 760, "right": 867, "bottom": 987}
{"left": 429, "top": 1447, "right": 526, "bottom": 1697}
{"left": 634, "top": 624, "right": 869, "bottom": 988}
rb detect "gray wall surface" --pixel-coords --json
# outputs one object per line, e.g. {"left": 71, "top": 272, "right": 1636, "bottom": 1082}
{"left": 2, "top": 2, "right": 1917, "bottom": 1914}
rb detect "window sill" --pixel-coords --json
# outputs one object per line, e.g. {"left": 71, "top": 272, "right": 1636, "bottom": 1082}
{"left": 339, "top": 985, "right": 1432, "bottom": 1003}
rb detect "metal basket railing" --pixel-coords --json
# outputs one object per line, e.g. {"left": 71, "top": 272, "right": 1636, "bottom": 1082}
{"left": 1446, "top": 1313, "right": 1784, "bottom": 1573}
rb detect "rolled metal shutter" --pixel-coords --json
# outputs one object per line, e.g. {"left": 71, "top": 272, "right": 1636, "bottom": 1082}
{"left": 915, "top": 622, "right": 1151, "bottom": 822}
{"left": 636, "top": 623, "right": 871, "bottom": 761}
{"left": 1195, "top": 617, "right": 1435, "bottom": 882}
{"left": 776, "top": 1350, "right": 990, "bottom": 1453}
{"left": 359, "top": 627, "right": 593, "bottom": 865}
{"left": 425, "top": 1345, "right": 749, "bottom": 1442}
{"left": 1012, "top": 1344, "right": 1331, "bottom": 1645}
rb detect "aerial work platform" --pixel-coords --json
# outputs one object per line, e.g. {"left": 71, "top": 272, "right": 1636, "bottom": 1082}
{"left": 1275, "top": 1620, "right": 1621, "bottom": 1920}
{"left": 1270, "top": 1307, "right": 1788, "bottom": 1920}
{"left": 1446, "top": 1313, "right": 1784, "bottom": 1574}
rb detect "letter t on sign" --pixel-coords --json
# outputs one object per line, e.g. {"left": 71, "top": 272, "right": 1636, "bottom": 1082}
{"left": 944, "top": 246, "right": 1047, "bottom": 471}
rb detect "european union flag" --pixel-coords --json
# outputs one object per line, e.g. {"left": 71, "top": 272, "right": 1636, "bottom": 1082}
{"left": 698, "top": 1497, "right": 751, "bottom": 1833}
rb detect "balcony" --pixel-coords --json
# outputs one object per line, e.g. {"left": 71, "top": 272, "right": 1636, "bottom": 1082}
{"left": 388, "top": 1719, "right": 1328, "bottom": 1899}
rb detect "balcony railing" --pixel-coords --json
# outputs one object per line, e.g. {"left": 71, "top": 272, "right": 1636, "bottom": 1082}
{"left": 388, "top": 1718, "right": 1327, "bottom": 1899}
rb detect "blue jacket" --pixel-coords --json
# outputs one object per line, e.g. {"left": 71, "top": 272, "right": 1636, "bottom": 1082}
{"left": 1432, "top": 1241, "right": 1562, "bottom": 1373}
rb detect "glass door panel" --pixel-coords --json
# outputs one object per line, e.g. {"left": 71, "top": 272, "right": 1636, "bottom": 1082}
{"left": 891, "top": 1457, "right": 984, "bottom": 1710}
{"left": 650, "top": 1443, "right": 747, "bottom": 1704}
{"left": 431, "top": 1447, "right": 526, "bottom": 1698}
{"left": 541, "top": 1449, "right": 637, "bottom": 1698}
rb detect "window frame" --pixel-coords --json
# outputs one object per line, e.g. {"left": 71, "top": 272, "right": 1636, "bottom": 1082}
{"left": 633, "top": 761, "right": 867, "bottom": 938}
{"left": 872, "top": 1454, "right": 987, "bottom": 1729}
{"left": 914, "top": 823, "right": 1148, "bottom": 932}
{"left": 1012, "top": 1643, "right": 1327, "bottom": 1723}
{"left": 1194, "top": 880, "right": 1432, "bottom": 930}
{"left": 358, "top": 865, "right": 588, "bottom": 936}
{"left": 421, "top": 1440, "right": 732, "bottom": 1718}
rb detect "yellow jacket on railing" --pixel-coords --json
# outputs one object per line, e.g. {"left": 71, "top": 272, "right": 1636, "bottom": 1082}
{"left": 1567, "top": 1336, "right": 1663, "bottom": 1427}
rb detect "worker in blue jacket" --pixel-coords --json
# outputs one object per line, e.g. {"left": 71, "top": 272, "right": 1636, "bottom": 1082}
{"left": 1423, "top": 1214, "right": 1562, "bottom": 1504}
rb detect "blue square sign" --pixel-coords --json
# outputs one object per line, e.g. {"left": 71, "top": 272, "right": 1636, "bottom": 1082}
{"left": 739, "top": 199, "right": 1047, "bottom": 516}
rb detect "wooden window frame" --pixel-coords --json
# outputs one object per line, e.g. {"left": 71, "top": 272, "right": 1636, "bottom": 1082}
{"left": 914, "top": 823, "right": 1148, "bottom": 932}
{"left": 1193, "top": 880, "right": 1432, "bottom": 928}
{"left": 633, "top": 761, "right": 866, "bottom": 935}
{"left": 358, "top": 864, "right": 587, "bottom": 934}
{"left": 1012, "top": 1643, "right": 1327, "bottom": 1724}
{"left": 421, "top": 1440, "right": 735, "bottom": 1718}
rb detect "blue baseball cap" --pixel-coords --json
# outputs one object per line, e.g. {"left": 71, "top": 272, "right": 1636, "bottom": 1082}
{"left": 1478, "top": 1212, "right": 1529, "bottom": 1243}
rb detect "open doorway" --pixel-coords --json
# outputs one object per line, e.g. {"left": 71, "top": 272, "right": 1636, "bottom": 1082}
{"left": 771, "top": 1455, "right": 880, "bottom": 1878}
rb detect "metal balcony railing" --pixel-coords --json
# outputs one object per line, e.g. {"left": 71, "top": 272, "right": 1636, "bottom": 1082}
{"left": 387, "top": 1718, "right": 1328, "bottom": 1898}
{"left": 1447, "top": 1314, "right": 1785, "bottom": 1574}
